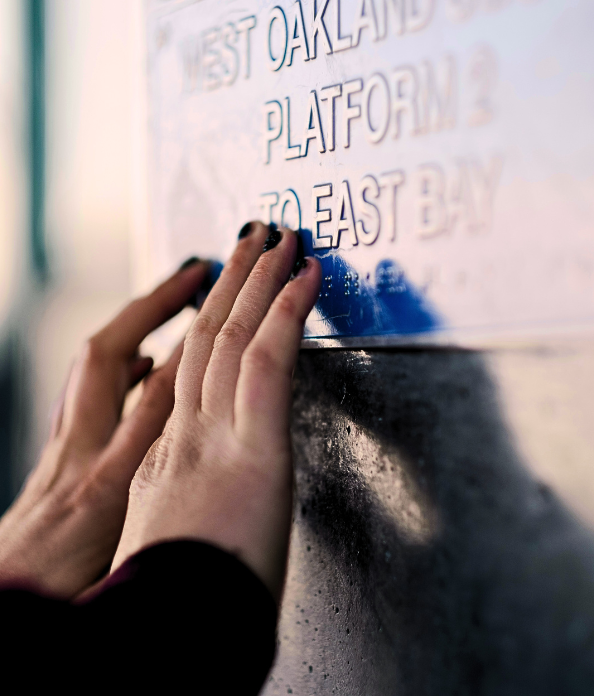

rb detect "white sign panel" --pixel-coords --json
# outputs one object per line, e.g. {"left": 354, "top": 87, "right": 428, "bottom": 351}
{"left": 145, "top": 0, "right": 594, "bottom": 346}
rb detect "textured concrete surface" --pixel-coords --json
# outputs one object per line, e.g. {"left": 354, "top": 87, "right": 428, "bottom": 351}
{"left": 263, "top": 347, "right": 594, "bottom": 695}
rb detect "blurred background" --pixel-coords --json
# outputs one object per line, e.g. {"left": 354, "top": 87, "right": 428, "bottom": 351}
{"left": 0, "top": 0, "right": 149, "bottom": 511}
{"left": 1, "top": 0, "right": 594, "bottom": 532}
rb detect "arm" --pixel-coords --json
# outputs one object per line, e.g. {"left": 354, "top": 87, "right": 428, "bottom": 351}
{"left": 0, "top": 222, "right": 320, "bottom": 693}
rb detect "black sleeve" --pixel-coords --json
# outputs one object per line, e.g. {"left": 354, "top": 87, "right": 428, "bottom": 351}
{"left": 0, "top": 541, "right": 277, "bottom": 694}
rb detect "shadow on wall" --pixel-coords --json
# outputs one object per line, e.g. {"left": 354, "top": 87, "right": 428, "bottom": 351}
{"left": 271, "top": 246, "right": 594, "bottom": 695}
{"left": 287, "top": 350, "right": 594, "bottom": 696}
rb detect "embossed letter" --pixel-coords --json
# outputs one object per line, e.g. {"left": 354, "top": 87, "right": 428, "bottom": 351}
{"left": 419, "top": 56, "right": 457, "bottom": 133}
{"left": 263, "top": 101, "right": 282, "bottom": 164}
{"left": 268, "top": 7, "right": 288, "bottom": 71}
{"left": 320, "top": 84, "right": 342, "bottom": 152}
{"left": 416, "top": 165, "right": 447, "bottom": 237}
{"left": 353, "top": 0, "right": 380, "bottom": 46}
{"left": 379, "top": 170, "right": 405, "bottom": 242}
{"left": 356, "top": 175, "right": 381, "bottom": 245}
{"left": 221, "top": 24, "right": 239, "bottom": 86}
{"left": 333, "top": 0, "right": 353, "bottom": 52}
{"left": 312, "top": 184, "right": 333, "bottom": 249}
{"left": 333, "top": 180, "right": 359, "bottom": 248}
{"left": 202, "top": 29, "right": 221, "bottom": 91}
{"left": 278, "top": 189, "right": 302, "bottom": 230}
{"left": 311, "top": 0, "right": 333, "bottom": 58}
{"left": 259, "top": 192, "right": 279, "bottom": 224}
{"left": 302, "top": 91, "right": 326, "bottom": 157}
{"left": 283, "top": 97, "right": 302, "bottom": 160}
{"left": 391, "top": 67, "right": 420, "bottom": 138}
{"left": 236, "top": 15, "right": 256, "bottom": 78}
{"left": 363, "top": 73, "right": 391, "bottom": 143}
{"left": 287, "top": 1, "right": 310, "bottom": 65}
{"left": 343, "top": 79, "right": 363, "bottom": 148}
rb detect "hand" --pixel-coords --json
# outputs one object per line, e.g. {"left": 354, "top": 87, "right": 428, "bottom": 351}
{"left": 0, "top": 261, "right": 207, "bottom": 598}
{"left": 112, "top": 224, "right": 321, "bottom": 601}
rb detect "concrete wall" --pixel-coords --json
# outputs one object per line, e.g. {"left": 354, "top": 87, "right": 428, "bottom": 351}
{"left": 263, "top": 342, "right": 594, "bottom": 695}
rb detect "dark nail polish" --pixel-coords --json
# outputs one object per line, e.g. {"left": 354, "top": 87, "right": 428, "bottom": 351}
{"left": 178, "top": 256, "right": 201, "bottom": 271}
{"left": 290, "top": 231, "right": 306, "bottom": 278}
{"left": 263, "top": 229, "right": 282, "bottom": 253}
{"left": 291, "top": 258, "right": 308, "bottom": 277}
{"left": 188, "top": 260, "right": 224, "bottom": 308}
{"left": 238, "top": 222, "right": 253, "bottom": 240}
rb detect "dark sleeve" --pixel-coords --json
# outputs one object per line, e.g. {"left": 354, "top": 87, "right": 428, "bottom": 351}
{"left": 0, "top": 541, "right": 277, "bottom": 694}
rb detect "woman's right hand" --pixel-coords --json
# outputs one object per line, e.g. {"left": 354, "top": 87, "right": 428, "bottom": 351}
{"left": 112, "top": 223, "right": 321, "bottom": 600}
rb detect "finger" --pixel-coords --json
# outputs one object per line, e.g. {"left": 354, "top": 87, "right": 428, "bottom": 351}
{"left": 60, "top": 263, "right": 205, "bottom": 451}
{"left": 199, "top": 228, "right": 298, "bottom": 421}
{"left": 175, "top": 222, "right": 270, "bottom": 411}
{"left": 234, "top": 258, "right": 321, "bottom": 447}
{"left": 129, "top": 356, "right": 154, "bottom": 389}
{"left": 48, "top": 364, "right": 73, "bottom": 441}
{"left": 100, "top": 340, "right": 185, "bottom": 487}
{"left": 94, "top": 261, "right": 207, "bottom": 358}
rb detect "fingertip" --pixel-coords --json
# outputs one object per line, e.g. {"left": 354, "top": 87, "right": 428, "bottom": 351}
{"left": 130, "top": 355, "right": 154, "bottom": 386}
{"left": 292, "top": 256, "right": 320, "bottom": 279}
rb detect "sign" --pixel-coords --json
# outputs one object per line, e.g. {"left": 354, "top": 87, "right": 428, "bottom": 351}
{"left": 145, "top": 0, "right": 594, "bottom": 346}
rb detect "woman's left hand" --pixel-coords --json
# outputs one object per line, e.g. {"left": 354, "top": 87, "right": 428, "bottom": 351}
{"left": 0, "top": 261, "right": 207, "bottom": 598}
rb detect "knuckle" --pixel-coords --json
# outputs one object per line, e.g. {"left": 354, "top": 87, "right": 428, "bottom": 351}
{"left": 75, "top": 469, "right": 116, "bottom": 509}
{"left": 274, "top": 292, "right": 299, "bottom": 321}
{"left": 189, "top": 312, "right": 218, "bottom": 341}
{"left": 143, "top": 369, "right": 172, "bottom": 403}
{"left": 242, "top": 343, "right": 282, "bottom": 376}
{"left": 135, "top": 435, "right": 168, "bottom": 483}
{"left": 222, "top": 251, "right": 250, "bottom": 278}
{"left": 216, "top": 317, "right": 252, "bottom": 350}
{"left": 82, "top": 335, "right": 109, "bottom": 366}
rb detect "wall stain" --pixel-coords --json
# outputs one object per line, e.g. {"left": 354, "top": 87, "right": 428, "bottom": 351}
{"left": 263, "top": 349, "right": 594, "bottom": 696}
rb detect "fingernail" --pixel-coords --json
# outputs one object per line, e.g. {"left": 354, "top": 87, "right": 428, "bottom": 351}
{"left": 291, "top": 257, "right": 307, "bottom": 278}
{"left": 178, "top": 256, "right": 201, "bottom": 271}
{"left": 238, "top": 222, "right": 253, "bottom": 240}
{"left": 291, "top": 257, "right": 310, "bottom": 280}
{"left": 263, "top": 229, "right": 282, "bottom": 253}
{"left": 188, "top": 260, "right": 223, "bottom": 308}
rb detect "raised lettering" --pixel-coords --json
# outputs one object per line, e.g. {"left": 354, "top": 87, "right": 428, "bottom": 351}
{"left": 320, "top": 84, "right": 342, "bottom": 152}
{"left": 221, "top": 23, "right": 239, "bottom": 86}
{"left": 333, "top": 0, "right": 353, "bottom": 52}
{"left": 379, "top": 170, "right": 405, "bottom": 242}
{"left": 391, "top": 67, "right": 420, "bottom": 138}
{"left": 343, "top": 79, "right": 363, "bottom": 148}
{"left": 312, "top": 183, "right": 333, "bottom": 249}
{"left": 311, "top": 0, "right": 333, "bottom": 58}
{"left": 419, "top": 56, "right": 457, "bottom": 133}
{"left": 287, "top": 1, "right": 310, "bottom": 65}
{"left": 283, "top": 97, "right": 302, "bottom": 160}
{"left": 363, "top": 73, "right": 391, "bottom": 143}
{"left": 356, "top": 175, "right": 381, "bottom": 245}
{"left": 202, "top": 29, "right": 221, "bottom": 91}
{"left": 302, "top": 91, "right": 326, "bottom": 157}
{"left": 352, "top": 0, "right": 380, "bottom": 46}
{"left": 268, "top": 7, "right": 288, "bottom": 71}
{"left": 332, "top": 180, "right": 359, "bottom": 248}
{"left": 278, "top": 188, "right": 302, "bottom": 229}
{"left": 259, "top": 192, "right": 279, "bottom": 224}
{"left": 416, "top": 164, "right": 447, "bottom": 237}
{"left": 236, "top": 15, "right": 256, "bottom": 79}
{"left": 263, "top": 101, "right": 283, "bottom": 164}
